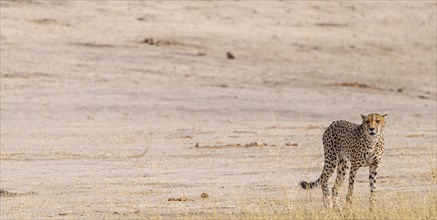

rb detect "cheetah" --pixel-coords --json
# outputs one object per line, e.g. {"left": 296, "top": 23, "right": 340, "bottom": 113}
{"left": 300, "top": 113, "right": 387, "bottom": 210}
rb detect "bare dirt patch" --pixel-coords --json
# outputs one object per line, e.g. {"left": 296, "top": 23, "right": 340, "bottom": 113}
{"left": 0, "top": 1, "right": 435, "bottom": 219}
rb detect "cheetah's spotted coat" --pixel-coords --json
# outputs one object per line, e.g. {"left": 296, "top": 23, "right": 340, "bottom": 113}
{"left": 300, "top": 113, "right": 387, "bottom": 209}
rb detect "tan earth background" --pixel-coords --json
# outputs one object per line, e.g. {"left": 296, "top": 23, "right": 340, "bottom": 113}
{"left": 0, "top": 1, "right": 436, "bottom": 219}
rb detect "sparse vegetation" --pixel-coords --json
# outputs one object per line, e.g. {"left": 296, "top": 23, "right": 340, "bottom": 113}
{"left": 188, "top": 191, "right": 437, "bottom": 220}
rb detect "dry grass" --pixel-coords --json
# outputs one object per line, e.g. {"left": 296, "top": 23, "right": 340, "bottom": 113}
{"left": 174, "top": 190, "right": 436, "bottom": 220}
{"left": 3, "top": 187, "right": 433, "bottom": 219}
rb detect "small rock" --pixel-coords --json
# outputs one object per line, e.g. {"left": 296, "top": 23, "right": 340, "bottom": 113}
{"left": 168, "top": 196, "right": 191, "bottom": 202}
{"left": 286, "top": 142, "right": 299, "bottom": 147}
{"left": 144, "top": 38, "right": 155, "bottom": 45}
{"left": 0, "top": 189, "right": 17, "bottom": 197}
{"left": 226, "top": 52, "right": 235, "bottom": 59}
{"left": 200, "top": 193, "right": 209, "bottom": 198}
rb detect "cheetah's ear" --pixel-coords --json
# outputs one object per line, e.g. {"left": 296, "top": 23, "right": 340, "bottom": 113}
{"left": 382, "top": 114, "right": 387, "bottom": 118}
{"left": 361, "top": 114, "right": 367, "bottom": 120}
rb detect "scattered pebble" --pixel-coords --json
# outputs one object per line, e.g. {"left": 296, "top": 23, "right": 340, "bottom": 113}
{"left": 200, "top": 193, "right": 209, "bottom": 198}
{"left": 168, "top": 196, "right": 191, "bottom": 202}
{"left": 0, "top": 189, "right": 37, "bottom": 197}
{"left": 195, "top": 142, "right": 269, "bottom": 149}
{"left": 243, "top": 142, "right": 267, "bottom": 147}
{"left": 0, "top": 189, "right": 17, "bottom": 197}
{"left": 334, "top": 82, "right": 370, "bottom": 89}
{"left": 143, "top": 38, "right": 155, "bottom": 45}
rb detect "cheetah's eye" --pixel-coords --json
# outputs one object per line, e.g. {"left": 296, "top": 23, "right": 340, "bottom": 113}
{"left": 376, "top": 120, "right": 380, "bottom": 123}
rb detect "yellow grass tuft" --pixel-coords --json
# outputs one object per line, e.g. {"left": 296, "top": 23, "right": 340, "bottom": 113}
{"left": 168, "top": 190, "right": 436, "bottom": 220}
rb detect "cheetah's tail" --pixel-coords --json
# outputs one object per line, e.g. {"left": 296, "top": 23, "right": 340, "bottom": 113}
{"left": 300, "top": 177, "right": 321, "bottom": 190}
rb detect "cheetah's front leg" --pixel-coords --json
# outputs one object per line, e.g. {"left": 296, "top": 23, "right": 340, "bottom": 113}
{"left": 369, "top": 164, "right": 378, "bottom": 210}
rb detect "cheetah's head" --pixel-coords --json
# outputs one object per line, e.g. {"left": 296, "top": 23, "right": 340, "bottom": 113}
{"left": 361, "top": 113, "right": 387, "bottom": 137}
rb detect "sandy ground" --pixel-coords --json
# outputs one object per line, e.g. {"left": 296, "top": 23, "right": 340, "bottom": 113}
{"left": 0, "top": 1, "right": 436, "bottom": 219}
